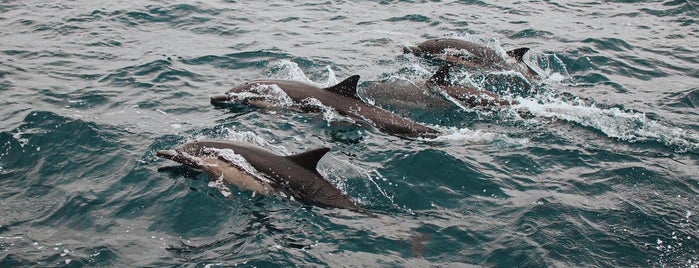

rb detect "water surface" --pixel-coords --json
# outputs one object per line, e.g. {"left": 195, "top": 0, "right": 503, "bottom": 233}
{"left": 1, "top": 1, "right": 697, "bottom": 267}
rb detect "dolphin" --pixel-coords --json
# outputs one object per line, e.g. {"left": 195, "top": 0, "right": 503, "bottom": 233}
{"left": 211, "top": 76, "right": 441, "bottom": 139}
{"left": 156, "top": 140, "right": 362, "bottom": 211}
{"left": 360, "top": 79, "right": 455, "bottom": 112}
{"left": 361, "top": 65, "right": 511, "bottom": 111}
{"left": 426, "top": 64, "right": 513, "bottom": 108}
{"left": 403, "top": 38, "right": 538, "bottom": 79}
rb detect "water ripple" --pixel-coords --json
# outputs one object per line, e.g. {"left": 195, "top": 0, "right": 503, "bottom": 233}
{"left": 0, "top": 0, "right": 698, "bottom": 267}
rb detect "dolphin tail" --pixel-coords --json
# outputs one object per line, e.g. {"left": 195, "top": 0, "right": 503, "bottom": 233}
{"left": 506, "top": 47, "right": 530, "bottom": 62}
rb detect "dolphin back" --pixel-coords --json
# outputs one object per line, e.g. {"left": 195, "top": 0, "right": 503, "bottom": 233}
{"left": 285, "top": 147, "right": 330, "bottom": 170}
{"left": 324, "top": 75, "right": 361, "bottom": 99}
{"left": 157, "top": 140, "right": 363, "bottom": 211}
{"left": 505, "top": 47, "right": 530, "bottom": 62}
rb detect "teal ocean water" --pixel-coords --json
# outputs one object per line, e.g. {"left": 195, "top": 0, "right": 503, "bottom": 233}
{"left": 1, "top": 1, "right": 698, "bottom": 267}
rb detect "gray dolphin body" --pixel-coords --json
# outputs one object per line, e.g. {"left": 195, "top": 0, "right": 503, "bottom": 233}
{"left": 360, "top": 79, "right": 454, "bottom": 111}
{"left": 362, "top": 66, "right": 512, "bottom": 111}
{"left": 157, "top": 140, "right": 361, "bottom": 211}
{"left": 404, "top": 38, "right": 537, "bottom": 79}
{"left": 211, "top": 76, "right": 441, "bottom": 139}
{"left": 426, "top": 65, "right": 513, "bottom": 108}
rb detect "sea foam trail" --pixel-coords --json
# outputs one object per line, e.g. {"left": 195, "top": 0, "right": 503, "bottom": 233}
{"left": 415, "top": 125, "right": 527, "bottom": 145}
{"left": 514, "top": 97, "right": 699, "bottom": 153}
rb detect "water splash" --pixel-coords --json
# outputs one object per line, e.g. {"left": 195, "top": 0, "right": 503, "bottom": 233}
{"left": 428, "top": 126, "right": 529, "bottom": 145}
{"left": 317, "top": 155, "right": 398, "bottom": 209}
{"left": 514, "top": 97, "right": 699, "bottom": 153}
{"left": 300, "top": 97, "right": 346, "bottom": 125}
{"left": 214, "top": 129, "right": 290, "bottom": 155}
{"left": 531, "top": 52, "right": 571, "bottom": 82}
{"left": 207, "top": 176, "right": 232, "bottom": 197}
{"left": 323, "top": 65, "right": 338, "bottom": 87}
{"left": 207, "top": 148, "right": 270, "bottom": 184}
{"left": 269, "top": 60, "right": 314, "bottom": 83}
{"left": 268, "top": 59, "right": 338, "bottom": 88}
{"left": 224, "top": 84, "right": 296, "bottom": 108}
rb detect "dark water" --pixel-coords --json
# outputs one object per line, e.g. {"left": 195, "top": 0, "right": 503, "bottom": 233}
{"left": 1, "top": 1, "right": 698, "bottom": 267}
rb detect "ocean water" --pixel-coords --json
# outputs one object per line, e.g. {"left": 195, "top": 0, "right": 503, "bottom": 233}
{"left": 1, "top": 0, "right": 698, "bottom": 267}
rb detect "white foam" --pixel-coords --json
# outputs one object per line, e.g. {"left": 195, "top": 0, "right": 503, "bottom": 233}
{"left": 443, "top": 47, "right": 476, "bottom": 59}
{"left": 226, "top": 84, "right": 296, "bottom": 108}
{"left": 270, "top": 60, "right": 314, "bottom": 83}
{"left": 514, "top": 97, "right": 699, "bottom": 152}
{"left": 324, "top": 65, "right": 338, "bottom": 87}
{"left": 534, "top": 53, "right": 571, "bottom": 81}
{"left": 270, "top": 59, "right": 338, "bottom": 88}
{"left": 486, "top": 37, "right": 513, "bottom": 63}
{"left": 319, "top": 153, "right": 398, "bottom": 209}
{"left": 444, "top": 32, "right": 479, "bottom": 43}
{"left": 302, "top": 97, "right": 334, "bottom": 120}
{"left": 12, "top": 132, "right": 29, "bottom": 148}
{"left": 427, "top": 126, "right": 529, "bottom": 145}
{"left": 207, "top": 176, "right": 232, "bottom": 197}
{"left": 546, "top": 72, "right": 565, "bottom": 83}
{"left": 220, "top": 130, "right": 290, "bottom": 154}
{"left": 206, "top": 148, "right": 271, "bottom": 184}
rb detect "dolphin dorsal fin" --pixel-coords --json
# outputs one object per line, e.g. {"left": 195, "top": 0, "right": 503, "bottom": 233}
{"left": 428, "top": 64, "right": 451, "bottom": 86}
{"left": 506, "top": 47, "right": 530, "bottom": 62}
{"left": 286, "top": 147, "right": 330, "bottom": 170}
{"left": 325, "top": 75, "right": 361, "bottom": 99}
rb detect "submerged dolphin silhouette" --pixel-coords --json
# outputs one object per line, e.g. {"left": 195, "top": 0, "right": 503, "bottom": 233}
{"left": 361, "top": 65, "right": 511, "bottom": 111}
{"left": 211, "top": 76, "right": 441, "bottom": 139}
{"left": 426, "top": 64, "right": 513, "bottom": 108}
{"left": 156, "top": 140, "right": 361, "bottom": 211}
{"left": 404, "top": 38, "right": 538, "bottom": 79}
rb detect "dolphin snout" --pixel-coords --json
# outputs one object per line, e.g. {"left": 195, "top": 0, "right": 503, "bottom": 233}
{"left": 156, "top": 150, "right": 178, "bottom": 160}
{"left": 210, "top": 94, "right": 232, "bottom": 103}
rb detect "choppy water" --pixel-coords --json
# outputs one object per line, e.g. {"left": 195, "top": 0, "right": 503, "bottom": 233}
{"left": 1, "top": 1, "right": 698, "bottom": 267}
